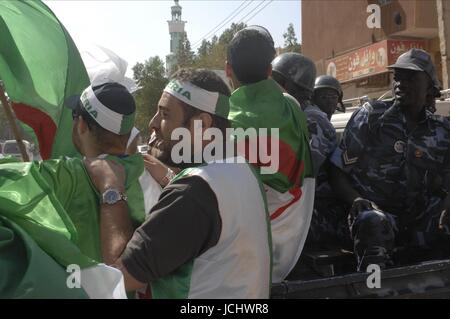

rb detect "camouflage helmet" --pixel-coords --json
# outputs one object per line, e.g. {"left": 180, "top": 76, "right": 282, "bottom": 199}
{"left": 271, "top": 52, "right": 317, "bottom": 93}
{"left": 314, "top": 75, "right": 343, "bottom": 98}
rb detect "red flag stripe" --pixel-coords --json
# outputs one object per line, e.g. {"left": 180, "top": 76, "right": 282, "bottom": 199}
{"left": 236, "top": 137, "right": 305, "bottom": 185}
{"left": 270, "top": 186, "right": 303, "bottom": 221}
{"left": 12, "top": 102, "right": 57, "bottom": 160}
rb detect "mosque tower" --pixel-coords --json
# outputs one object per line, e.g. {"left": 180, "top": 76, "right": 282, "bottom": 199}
{"left": 166, "top": 0, "right": 186, "bottom": 76}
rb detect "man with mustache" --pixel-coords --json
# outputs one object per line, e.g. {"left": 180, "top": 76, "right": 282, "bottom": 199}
{"left": 86, "top": 68, "right": 271, "bottom": 298}
{"left": 329, "top": 49, "right": 450, "bottom": 271}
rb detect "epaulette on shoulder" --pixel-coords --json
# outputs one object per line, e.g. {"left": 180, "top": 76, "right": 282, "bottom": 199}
{"left": 429, "top": 113, "right": 450, "bottom": 130}
{"left": 364, "top": 100, "right": 391, "bottom": 113}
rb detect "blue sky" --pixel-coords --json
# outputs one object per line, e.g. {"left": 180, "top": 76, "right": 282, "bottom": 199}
{"left": 44, "top": 0, "right": 301, "bottom": 75}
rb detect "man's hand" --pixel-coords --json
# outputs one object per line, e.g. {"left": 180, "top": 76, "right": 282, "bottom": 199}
{"left": 439, "top": 194, "right": 450, "bottom": 234}
{"left": 439, "top": 209, "right": 450, "bottom": 234}
{"left": 349, "top": 197, "right": 377, "bottom": 224}
{"left": 142, "top": 154, "right": 179, "bottom": 187}
{"left": 84, "top": 158, "right": 126, "bottom": 193}
{"left": 113, "top": 259, "right": 146, "bottom": 292}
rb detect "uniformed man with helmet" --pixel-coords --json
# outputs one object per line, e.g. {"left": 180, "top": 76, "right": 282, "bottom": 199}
{"left": 312, "top": 75, "right": 344, "bottom": 120}
{"left": 272, "top": 53, "right": 337, "bottom": 177}
{"left": 329, "top": 49, "right": 450, "bottom": 271}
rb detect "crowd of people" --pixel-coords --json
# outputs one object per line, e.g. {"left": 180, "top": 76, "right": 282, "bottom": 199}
{"left": 1, "top": 25, "right": 450, "bottom": 299}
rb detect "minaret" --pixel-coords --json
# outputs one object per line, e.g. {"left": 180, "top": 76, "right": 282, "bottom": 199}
{"left": 166, "top": 0, "right": 186, "bottom": 76}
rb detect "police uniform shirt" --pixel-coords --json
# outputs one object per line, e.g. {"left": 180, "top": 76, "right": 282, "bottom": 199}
{"left": 330, "top": 100, "right": 450, "bottom": 217}
{"left": 303, "top": 101, "right": 338, "bottom": 177}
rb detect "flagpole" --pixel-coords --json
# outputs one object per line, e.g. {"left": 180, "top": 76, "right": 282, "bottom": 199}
{"left": 0, "top": 82, "right": 30, "bottom": 162}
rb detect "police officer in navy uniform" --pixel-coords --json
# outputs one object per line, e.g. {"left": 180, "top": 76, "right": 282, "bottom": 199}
{"left": 312, "top": 75, "right": 345, "bottom": 120}
{"left": 272, "top": 53, "right": 338, "bottom": 177}
{"left": 306, "top": 75, "right": 352, "bottom": 248}
{"left": 330, "top": 48, "right": 450, "bottom": 271}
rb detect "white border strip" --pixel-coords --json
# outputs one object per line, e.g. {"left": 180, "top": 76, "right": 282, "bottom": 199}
{"left": 164, "top": 80, "right": 219, "bottom": 115}
{"left": 81, "top": 86, "right": 124, "bottom": 134}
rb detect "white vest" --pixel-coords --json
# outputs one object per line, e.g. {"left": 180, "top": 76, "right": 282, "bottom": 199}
{"left": 151, "top": 159, "right": 272, "bottom": 299}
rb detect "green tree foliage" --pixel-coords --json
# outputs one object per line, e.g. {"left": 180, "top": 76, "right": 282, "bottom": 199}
{"left": 197, "top": 39, "right": 211, "bottom": 60}
{"left": 132, "top": 56, "right": 168, "bottom": 138}
{"left": 192, "top": 23, "right": 247, "bottom": 70}
{"left": 218, "top": 22, "right": 246, "bottom": 44}
{"left": 281, "top": 23, "right": 301, "bottom": 53}
{"left": 175, "top": 32, "right": 195, "bottom": 69}
{"left": 210, "top": 35, "right": 218, "bottom": 47}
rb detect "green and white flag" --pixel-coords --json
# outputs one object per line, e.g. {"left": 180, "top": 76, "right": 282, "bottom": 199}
{"left": 228, "top": 79, "right": 316, "bottom": 283}
{"left": 0, "top": 0, "right": 89, "bottom": 159}
{"left": 0, "top": 155, "right": 161, "bottom": 298}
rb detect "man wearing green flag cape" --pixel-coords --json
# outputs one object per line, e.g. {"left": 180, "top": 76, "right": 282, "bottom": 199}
{"left": 0, "top": 82, "right": 162, "bottom": 298}
{"left": 225, "top": 26, "right": 315, "bottom": 283}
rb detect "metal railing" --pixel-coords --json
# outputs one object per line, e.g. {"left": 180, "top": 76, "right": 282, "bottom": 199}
{"left": 439, "top": 89, "right": 450, "bottom": 100}
{"left": 342, "top": 95, "right": 369, "bottom": 105}
{"left": 341, "top": 95, "right": 370, "bottom": 112}
{"left": 341, "top": 88, "right": 450, "bottom": 110}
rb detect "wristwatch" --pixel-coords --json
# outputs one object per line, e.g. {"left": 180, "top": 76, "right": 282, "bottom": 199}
{"left": 161, "top": 167, "right": 176, "bottom": 186}
{"left": 100, "top": 188, "right": 128, "bottom": 205}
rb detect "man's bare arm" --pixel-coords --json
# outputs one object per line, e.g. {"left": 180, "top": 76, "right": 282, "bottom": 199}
{"left": 142, "top": 154, "right": 180, "bottom": 187}
{"left": 84, "top": 158, "right": 133, "bottom": 265}
{"left": 99, "top": 200, "right": 133, "bottom": 265}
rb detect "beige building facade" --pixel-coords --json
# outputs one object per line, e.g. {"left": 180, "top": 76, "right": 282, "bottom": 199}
{"left": 302, "top": 0, "right": 450, "bottom": 101}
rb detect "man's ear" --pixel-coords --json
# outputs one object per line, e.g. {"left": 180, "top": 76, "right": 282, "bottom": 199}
{"left": 225, "top": 61, "right": 239, "bottom": 90}
{"left": 267, "top": 64, "right": 273, "bottom": 77}
{"left": 188, "top": 113, "right": 213, "bottom": 134}
{"left": 198, "top": 112, "right": 213, "bottom": 131}
{"left": 77, "top": 117, "right": 89, "bottom": 135}
{"left": 225, "top": 61, "right": 233, "bottom": 77}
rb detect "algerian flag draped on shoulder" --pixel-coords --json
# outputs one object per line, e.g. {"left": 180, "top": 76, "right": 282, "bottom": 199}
{"left": 0, "top": 0, "right": 89, "bottom": 159}
{"left": 229, "top": 79, "right": 316, "bottom": 282}
{"left": 228, "top": 78, "right": 313, "bottom": 193}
